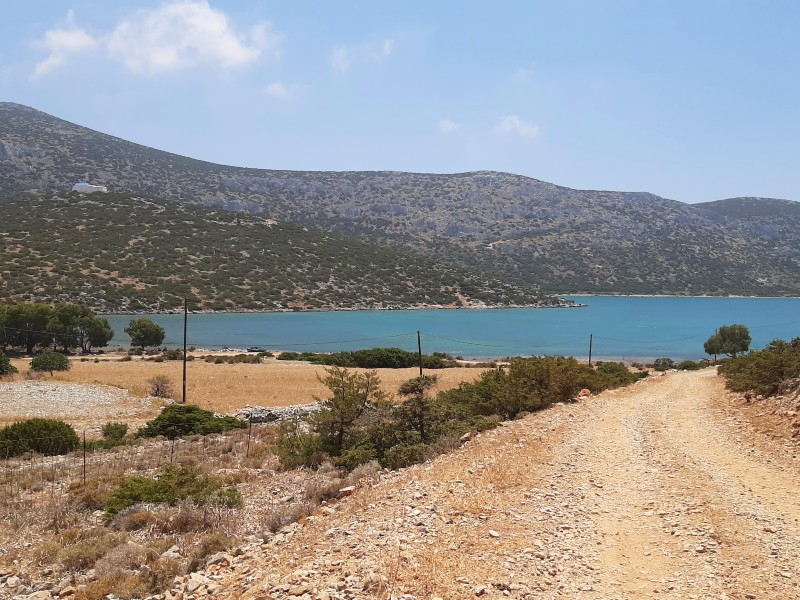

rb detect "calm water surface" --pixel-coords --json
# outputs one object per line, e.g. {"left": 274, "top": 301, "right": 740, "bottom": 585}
{"left": 104, "top": 297, "right": 800, "bottom": 361}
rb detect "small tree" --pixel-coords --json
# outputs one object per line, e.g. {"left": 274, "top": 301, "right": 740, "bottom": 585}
{"left": 705, "top": 324, "right": 751, "bottom": 358}
{"left": 396, "top": 375, "right": 438, "bottom": 443}
{"left": 313, "top": 367, "right": 388, "bottom": 455}
{"left": 125, "top": 318, "right": 165, "bottom": 350}
{"left": 0, "top": 352, "right": 17, "bottom": 377}
{"left": 30, "top": 351, "right": 71, "bottom": 375}
{"left": 148, "top": 375, "right": 174, "bottom": 399}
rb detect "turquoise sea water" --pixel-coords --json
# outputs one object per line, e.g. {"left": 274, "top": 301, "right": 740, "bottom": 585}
{"left": 104, "top": 297, "right": 800, "bottom": 361}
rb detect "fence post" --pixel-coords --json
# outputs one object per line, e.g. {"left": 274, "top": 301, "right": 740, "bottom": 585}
{"left": 82, "top": 431, "right": 86, "bottom": 487}
{"left": 246, "top": 420, "right": 253, "bottom": 458}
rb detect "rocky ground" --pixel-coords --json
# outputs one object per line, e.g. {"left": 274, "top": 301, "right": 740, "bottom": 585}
{"left": 0, "top": 381, "right": 159, "bottom": 434}
{"left": 1, "top": 369, "right": 799, "bottom": 599}
{"left": 166, "top": 369, "right": 800, "bottom": 600}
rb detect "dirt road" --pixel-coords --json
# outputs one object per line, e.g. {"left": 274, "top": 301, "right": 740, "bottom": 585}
{"left": 178, "top": 369, "right": 800, "bottom": 599}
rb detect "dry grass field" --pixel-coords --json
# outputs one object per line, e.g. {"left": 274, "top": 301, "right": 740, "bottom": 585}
{"left": 7, "top": 355, "right": 487, "bottom": 414}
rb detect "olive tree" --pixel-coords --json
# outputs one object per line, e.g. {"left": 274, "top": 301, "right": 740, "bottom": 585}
{"left": 125, "top": 318, "right": 165, "bottom": 350}
{"left": 705, "top": 324, "right": 751, "bottom": 358}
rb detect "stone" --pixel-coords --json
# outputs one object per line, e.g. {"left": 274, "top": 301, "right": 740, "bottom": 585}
{"left": 338, "top": 486, "right": 356, "bottom": 498}
{"left": 288, "top": 584, "right": 310, "bottom": 595}
{"left": 206, "top": 552, "right": 233, "bottom": 567}
{"left": 186, "top": 573, "right": 209, "bottom": 593}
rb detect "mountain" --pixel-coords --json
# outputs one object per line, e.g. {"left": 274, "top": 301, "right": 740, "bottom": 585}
{"left": 0, "top": 191, "right": 562, "bottom": 312}
{"left": 2, "top": 102, "right": 800, "bottom": 298}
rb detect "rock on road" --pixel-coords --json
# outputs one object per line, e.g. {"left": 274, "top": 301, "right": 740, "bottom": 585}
{"left": 175, "top": 369, "right": 800, "bottom": 599}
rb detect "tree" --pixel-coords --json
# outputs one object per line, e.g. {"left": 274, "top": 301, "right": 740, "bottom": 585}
{"left": 30, "top": 351, "right": 71, "bottom": 375}
{"left": 396, "top": 375, "right": 438, "bottom": 443}
{"left": 705, "top": 324, "right": 751, "bottom": 358}
{"left": 312, "top": 367, "right": 388, "bottom": 454}
{"left": 0, "top": 352, "right": 18, "bottom": 377}
{"left": 4, "top": 303, "right": 53, "bottom": 354}
{"left": 81, "top": 316, "right": 114, "bottom": 352}
{"left": 125, "top": 318, "right": 165, "bottom": 350}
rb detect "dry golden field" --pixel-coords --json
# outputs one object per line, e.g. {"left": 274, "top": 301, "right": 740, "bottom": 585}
{"left": 7, "top": 355, "right": 487, "bottom": 414}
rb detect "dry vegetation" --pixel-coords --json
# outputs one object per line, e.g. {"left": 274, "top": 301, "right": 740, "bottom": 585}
{"left": 7, "top": 354, "right": 486, "bottom": 415}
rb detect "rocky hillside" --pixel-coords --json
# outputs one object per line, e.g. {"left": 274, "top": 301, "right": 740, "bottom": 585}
{"left": 0, "top": 191, "right": 562, "bottom": 312}
{"left": 2, "top": 102, "right": 800, "bottom": 296}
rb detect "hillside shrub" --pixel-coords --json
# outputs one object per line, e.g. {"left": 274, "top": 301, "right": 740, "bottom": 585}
{"left": 0, "top": 418, "right": 80, "bottom": 457}
{"left": 135, "top": 405, "right": 246, "bottom": 439}
{"left": 30, "top": 351, "right": 71, "bottom": 374}
{"left": 718, "top": 338, "right": 800, "bottom": 396}
{"left": 102, "top": 422, "right": 128, "bottom": 440}
{"left": 103, "top": 466, "right": 242, "bottom": 517}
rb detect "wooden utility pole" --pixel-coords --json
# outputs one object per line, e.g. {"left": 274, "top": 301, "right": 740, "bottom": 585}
{"left": 588, "top": 333, "right": 593, "bottom": 366}
{"left": 182, "top": 298, "right": 188, "bottom": 404}
{"left": 417, "top": 331, "right": 424, "bottom": 378}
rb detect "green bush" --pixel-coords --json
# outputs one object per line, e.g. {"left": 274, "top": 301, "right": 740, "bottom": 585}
{"left": 0, "top": 418, "right": 79, "bottom": 457}
{"left": 676, "top": 360, "right": 702, "bottom": 371}
{"left": 651, "top": 358, "right": 675, "bottom": 371}
{"left": 30, "top": 351, "right": 71, "bottom": 374}
{"left": 0, "top": 352, "right": 18, "bottom": 376}
{"left": 135, "top": 404, "right": 247, "bottom": 439}
{"left": 592, "top": 361, "right": 644, "bottom": 387}
{"left": 718, "top": 338, "right": 800, "bottom": 396}
{"left": 276, "top": 347, "right": 453, "bottom": 368}
{"left": 103, "top": 466, "right": 241, "bottom": 517}
{"left": 102, "top": 422, "right": 128, "bottom": 440}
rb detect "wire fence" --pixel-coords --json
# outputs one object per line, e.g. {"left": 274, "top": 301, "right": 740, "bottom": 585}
{"left": 0, "top": 424, "right": 275, "bottom": 510}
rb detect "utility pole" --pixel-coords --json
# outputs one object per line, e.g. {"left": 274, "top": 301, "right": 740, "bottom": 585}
{"left": 588, "top": 333, "right": 593, "bottom": 366}
{"left": 182, "top": 298, "right": 188, "bottom": 404}
{"left": 417, "top": 330, "right": 424, "bottom": 378}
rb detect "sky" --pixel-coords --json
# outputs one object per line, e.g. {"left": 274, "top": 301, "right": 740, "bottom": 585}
{"left": 1, "top": 1, "right": 799, "bottom": 203}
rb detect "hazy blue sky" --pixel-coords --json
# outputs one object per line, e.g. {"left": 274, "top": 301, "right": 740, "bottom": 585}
{"left": 1, "top": 1, "right": 798, "bottom": 202}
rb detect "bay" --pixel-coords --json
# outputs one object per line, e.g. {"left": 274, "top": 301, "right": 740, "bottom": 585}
{"left": 104, "top": 296, "right": 800, "bottom": 361}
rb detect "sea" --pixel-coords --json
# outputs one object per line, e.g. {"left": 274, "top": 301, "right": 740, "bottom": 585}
{"left": 103, "top": 296, "right": 800, "bottom": 362}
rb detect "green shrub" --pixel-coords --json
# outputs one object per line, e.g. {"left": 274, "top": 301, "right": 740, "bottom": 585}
{"left": 103, "top": 466, "right": 240, "bottom": 517}
{"left": 651, "top": 357, "right": 675, "bottom": 372}
{"left": 592, "top": 361, "right": 643, "bottom": 387}
{"left": 135, "top": 405, "right": 247, "bottom": 440}
{"left": 718, "top": 338, "right": 800, "bottom": 396}
{"left": 30, "top": 351, "right": 71, "bottom": 374}
{"left": 383, "top": 443, "right": 431, "bottom": 469}
{"left": 275, "top": 420, "right": 326, "bottom": 469}
{"left": 0, "top": 352, "right": 18, "bottom": 376}
{"left": 676, "top": 360, "right": 702, "bottom": 371}
{"left": 0, "top": 418, "right": 80, "bottom": 457}
{"left": 102, "top": 422, "right": 128, "bottom": 440}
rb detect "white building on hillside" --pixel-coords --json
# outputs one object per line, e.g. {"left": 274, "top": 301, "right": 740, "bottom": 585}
{"left": 72, "top": 182, "right": 108, "bottom": 193}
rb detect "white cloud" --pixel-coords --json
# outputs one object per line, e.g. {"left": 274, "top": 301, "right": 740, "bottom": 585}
{"left": 330, "top": 47, "right": 350, "bottom": 73}
{"left": 265, "top": 81, "right": 287, "bottom": 97}
{"left": 494, "top": 115, "right": 541, "bottom": 138}
{"left": 438, "top": 119, "right": 461, "bottom": 134}
{"left": 379, "top": 39, "right": 394, "bottom": 58}
{"left": 32, "top": 10, "right": 98, "bottom": 77}
{"left": 31, "top": 2, "right": 281, "bottom": 77}
{"left": 264, "top": 81, "right": 305, "bottom": 99}
{"left": 330, "top": 37, "right": 394, "bottom": 73}
{"left": 107, "top": 1, "right": 280, "bottom": 75}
